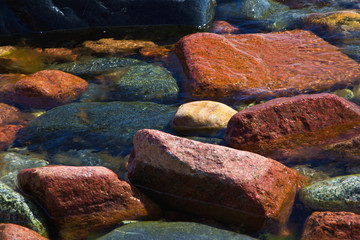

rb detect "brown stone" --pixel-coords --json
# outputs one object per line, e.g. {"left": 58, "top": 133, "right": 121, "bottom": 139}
{"left": 139, "top": 46, "right": 173, "bottom": 59}
{"left": 34, "top": 48, "right": 78, "bottom": 63}
{"left": 128, "top": 129, "right": 307, "bottom": 233}
{"left": 13, "top": 70, "right": 88, "bottom": 108}
{"left": 0, "top": 103, "right": 27, "bottom": 150}
{"left": 175, "top": 30, "right": 360, "bottom": 102}
{"left": 304, "top": 10, "right": 360, "bottom": 36}
{"left": 171, "top": 100, "right": 237, "bottom": 136}
{"left": 225, "top": 93, "right": 360, "bottom": 162}
{"left": 17, "top": 166, "right": 161, "bottom": 240}
{"left": 82, "top": 38, "right": 157, "bottom": 56}
{"left": 301, "top": 211, "right": 360, "bottom": 240}
{"left": 210, "top": 20, "right": 239, "bottom": 34}
{"left": 0, "top": 223, "right": 48, "bottom": 240}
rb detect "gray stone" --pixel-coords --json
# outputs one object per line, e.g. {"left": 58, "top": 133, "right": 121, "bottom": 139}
{"left": 14, "top": 101, "right": 176, "bottom": 156}
{"left": 0, "top": 182, "right": 48, "bottom": 237}
{"left": 300, "top": 174, "right": 360, "bottom": 214}
{"left": 108, "top": 64, "right": 179, "bottom": 103}
{"left": 98, "top": 221, "right": 257, "bottom": 240}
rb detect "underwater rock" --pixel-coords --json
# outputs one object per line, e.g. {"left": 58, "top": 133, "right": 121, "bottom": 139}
{"left": 0, "top": 182, "right": 48, "bottom": 237}
{"left": 98, "top": 221, "right": 257, "bottom": 240}
{"left": 0, "top": 0, "right": 215, "bottom": 35}
{"left": 17, "top": 166, "right": 161, "bottom": 240}
{"left": 139, "top": 46, "right": 173, "bottom": 59}
{"left": 225, "top": 93, "right": 360, "bottom": 162}
{"left": 128, "top": 129, "right": 306, "bottom": 233}
{"left": 215, "top": 0, "right": 271, "bottom": 20}
{"left": 299, "top": 174, "right": 360, "bottom": 213}
{"left": 0, "top": 223, "right": 48, "bottom": 240}
{"left": 301, "top": 211, "right": 360, "bottom": 240}
{"left": 12, "top": 70, "right": 88, "bottom": 108}
{"left": 0, "top": 152, "right": 48, "bottom": 190}
{"left": 103, "top": 63, "right": 179, "bottom": 103}
{"left": 14, "top": 101, "right": 176, "bottom": 156}
{"left": 171, "top": 100, "right": 237, "bottom": 136}
{"left": 210, "top": 20, "right": 239, "bottom": 34}
{"left": 34, "top": 48, "right": 78, "bottom": 63}
{"left": 175, "top": 30, "right": 360, "bottom": 102}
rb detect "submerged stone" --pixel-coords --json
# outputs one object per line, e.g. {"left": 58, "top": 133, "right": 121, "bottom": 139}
{"left": 225, "top": 93, "right": 360, "bottom": 162}
{"left": 301, "top": 211, "right": 360, "bottom": 240}
{"left": 98, "top": 221, "right": 257, "bottom": 240}
{"left": 0, "top": 0, "right": 215, "bottom": 35}
{"left": 14, "top": 101, "right": 176, "bottom": 156}
{"left": 18, "top": 166, "right": 161, "bottom": 240}
{"left": 175, "top": 30, "right": 360, "bottom": 102}
{"left": 128, "top": 129, "right": 306, "bottom": 233}
{"left": 299, "top": 174, "right": 360, "bottom": 214}
{"left": 0, "top": 182, "right": 48, "bottom": 237}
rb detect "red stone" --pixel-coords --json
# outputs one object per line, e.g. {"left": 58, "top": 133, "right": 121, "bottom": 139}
{"left": 128, "top": 129, "right": 307, "bottom": 233}
{"left": 225, "top": 93, "right": 360, "bottom": 162}
{"left": 35, "top": 48, "right": 78, "bottom": 63}
{"left": 210, "top": 20, "right": 239, "bottom": 34}
{"left": 301, "top": 211, "right": 360, "bottom": 240}
{"left": 0, "top": 223, "right": 48, "bottom": 240}
{"left": 17, "top": 166, "right": 161, "bottom": 240}
{"left": 14, "top": 70, "right": 88, "bottom": 108}
{"left": 0, "top": 103, "right": 27, "bottom": 150}
{"left": 175, "top": 30, "right": 360, "bottom": 102}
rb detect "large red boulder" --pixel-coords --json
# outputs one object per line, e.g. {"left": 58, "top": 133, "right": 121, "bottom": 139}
{"left": 175, "top": 30, "right": 360, "bottom": 102}
{"left": 17, "top": 166, "right": 161, "bottom": 240}
{"left": 301, "top": 211, "right": 360, "bottom": 240}
{"left": 0, "top": 223, "right": 48, "bottom": 240}
{"left": 0, "top": 103, "right": 27, "bottom": 150}
{"left": 128, "top": 129, "right": 306, "bottom": 233}
{"left": 225, "top": 93, "right": 360, "bottom": 162}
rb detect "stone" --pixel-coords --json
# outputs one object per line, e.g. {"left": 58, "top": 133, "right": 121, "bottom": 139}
{"left": 103, "top": 64, "right": 179, "bottom": 103}
{"left": 34, "top": 48, "right": 78, "bottom": 63}
{"left": 0, "top": 0, "right": 214, "bottom": 35}
{"left": 128, "top": 129, "right": 307, "bottom": 232}
{"left": 215, "top": 0, "right": 271, "bottom": 20}
{"left": 139, "top": 46, "right": 173, "bottom": 59}
{"left": 225, "top": 93, "right": 360, "bottom": 162}
{"left": 332, "top": 88, "right": 354, "bottom": 100}
{"left": 0, "top": 103, "right": 27, "bottom": 150}
{"left": 291, "top": 165, "right": 330, "bottom": 184}
{"left": 17, "top": 166, "right": 161, "bottom": 240}
{"left": 303, "top": 10, "right": 360, "bottom": 37}
{"left": 12, "top": 70, "right": 88, "bottom": 108}
{"left": 98, "top": 221, "right": 257, "bottom": 240}
{"left": 0, "top": 47, "right": 44, "bottom": 74}
{"left": 51, "top": 57, "right": 144, "bottom": 77}
{"left": 0, "top": 223, "right": 48, "bottom": 240}
{"left": 14, "top": 101, "right": 176, "bottom": 156}
{"left": 301, "top": 211, "right": 360, "bottom": 240}
{"left": 171, "top": 100, "right": 237, "bottom": 136}
{"left": 299, "top": 174, "right": 360, "bottom": 213}
{"left": 0, "top": 182, "right": 48, "bottom": 237}
{"left": 175, "top": 30, "right": 360, "bottom": 102}
{"left": 210, "top": 20, "right": 239, "bottom": 34}
{"left": 81, "top": 38, "right": 157, "bottom": 56}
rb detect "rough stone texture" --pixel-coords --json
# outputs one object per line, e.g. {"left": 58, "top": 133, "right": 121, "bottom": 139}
{"left": 175, "top": 30, "right": 360, "bottom": 102}
{"left": 17, "top": 166, "right": 161, "bottom": 240}
{"left": 34, "top": 48, "right": 78, "bottom": 63}
{"left": 0, "top": 0, "right": 214, "bottom": 34}
{"left": 0, "top": 103, "right": 27, "bottom": 150}
{"left": 225, "top": 93, "right": 360, "bottom": 162}
{"left": 0, "top": 182, "right": 48, "bottom": 237}
{"left": 171, "top": 100, "right": 237, "bottom": 136}
{"left": 81, "top": 38, "right": 157, "bottom": 56}
{"left": 14, "top": 101, "right": 176, "bottom": 156}
{"left": 301, "top": 211, "right": 360, "bottom": 240}
{"left": 210, "top": 20, "right": 239, "bottom": 34}
{"left": 0, "top": 223, "right": 48, "bottom": 240}
{"left": 98, "top": 221, "right": 256, "bottom": 240}
{"left": 299, "top": 174, "right": 360, "bottom": 214}
{"left": 304, "top": 10, "right": 360, "bottom": 36}
{"left": 128, "top": 129, "right": 307, "bottom": 233}
{"left": 12, "top": 70, "right": 88, "bottom": 108}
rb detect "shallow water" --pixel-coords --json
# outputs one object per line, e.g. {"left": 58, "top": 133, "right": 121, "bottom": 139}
{"left": 0, "top": 0, "right": 359, "bottom": 239}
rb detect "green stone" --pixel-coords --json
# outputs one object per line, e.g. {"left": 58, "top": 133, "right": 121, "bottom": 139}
{"left": 97, "top": 221, "right": 257, "bottom": 240}
{"left": 299, "top": 174, "right": 360, "bottom": 214}
{"left": 0, "top": 182, "right": 48, "bottom": 237}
